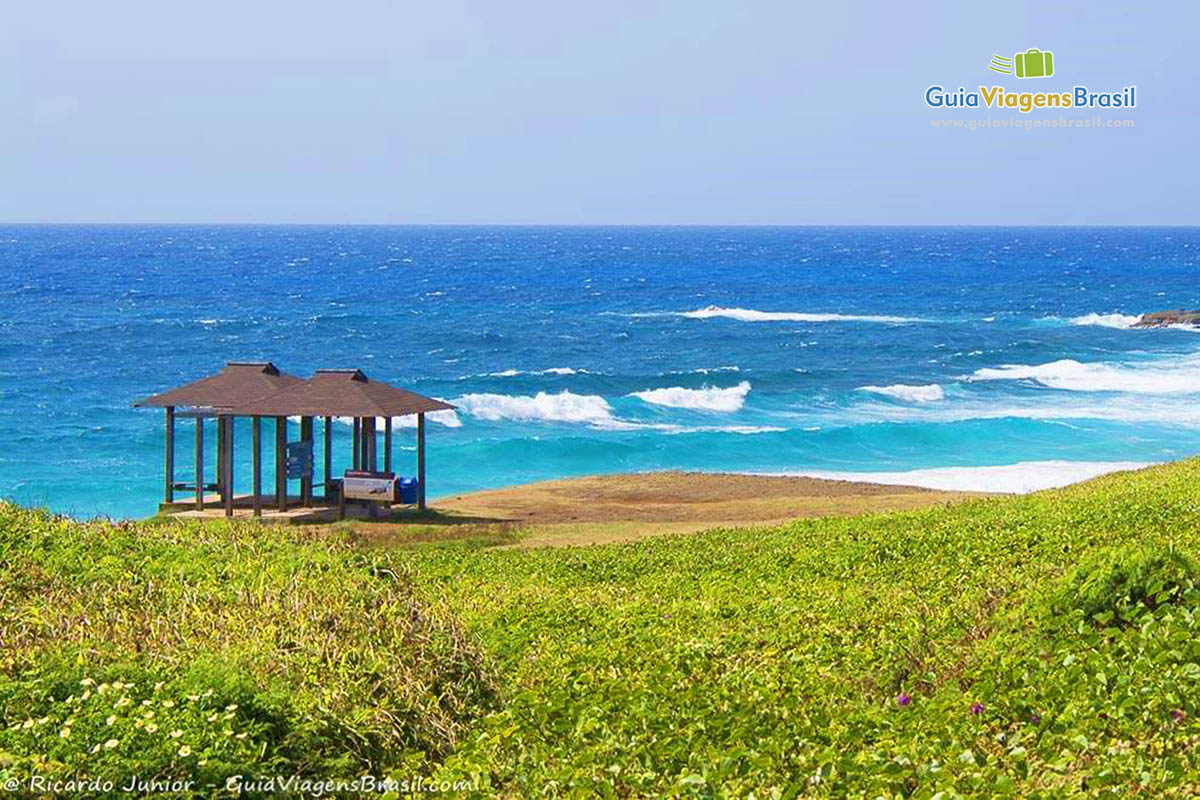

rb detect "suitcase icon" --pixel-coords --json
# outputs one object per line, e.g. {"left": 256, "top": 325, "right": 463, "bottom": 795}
{"left": 1014, "top": 48, "right": 1054, "bottom": 79}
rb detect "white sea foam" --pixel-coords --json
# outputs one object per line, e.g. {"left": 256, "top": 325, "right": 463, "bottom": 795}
{"left": 595, "top": 420, "right": 785, "bottom": 435}
{"left": 479, "top": 367, "right": 589, "bottom": 378}
{"left": 396, "top": 409, "right": 462, "bottom": 428}
{"left": 1068, "top": 312, "right": 1142, "bottom": 329}
{"left": 755, "top": 460, "right": 1151, "bottom": 494}
{"left": 676, "top": 366, "right": 741, "bottom": 375}
{"left": 318, "top": 410, "right": 463, "bottom": 429}
{"left": 629, "top": 381, "right": 751, "bottom": 412}
{"left": 858, "top": 383, "right": 945, "bottom": 403}
{"left": 677, "top": 306, "right": 922, "bottom": 324}
{"left": 850, "top": 397, "right": 1200, "bottom": 427}
{"left": 454, "top": 391, "right": 614, "bottom": 424}
{"left": 969, "top": 357, "right": 1200, "bottom": 395}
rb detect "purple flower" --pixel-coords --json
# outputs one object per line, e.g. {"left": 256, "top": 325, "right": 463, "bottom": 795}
{"left": 969, "top": 702, "right": 985, "bottom": 716}
{"left": 896, "top": 692, "right": 912, "bottom": 707}
{"left": 1029, "top": 713, "right": 1042, "bottom": 725}
{"left": 1171, "top": 709, "right": 1186, "bottom": 723}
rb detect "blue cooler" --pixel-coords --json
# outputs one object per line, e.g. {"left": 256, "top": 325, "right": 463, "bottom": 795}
{"left": 398, "top": 478, "right": 419, "bottom": 505}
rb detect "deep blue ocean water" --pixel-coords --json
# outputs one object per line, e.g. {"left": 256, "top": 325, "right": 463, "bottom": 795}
{"left": 2, "top": 225, "right": 1199, "bottom": 519}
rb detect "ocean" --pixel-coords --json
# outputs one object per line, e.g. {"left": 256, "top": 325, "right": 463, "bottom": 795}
{"left": 1, "top": 225, "right": 1198, "bottom": 519}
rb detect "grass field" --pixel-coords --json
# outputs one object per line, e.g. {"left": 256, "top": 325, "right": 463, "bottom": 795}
{"left": 3, "top": 462, "right": 1200, "bottom": 796}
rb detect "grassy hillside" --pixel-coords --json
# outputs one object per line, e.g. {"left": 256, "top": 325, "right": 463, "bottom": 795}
{"left": 0, "top": 511, "right": 496, "bottom": 790}
{"left": 4, "top": 462, "right": 1200, "bottom": 796}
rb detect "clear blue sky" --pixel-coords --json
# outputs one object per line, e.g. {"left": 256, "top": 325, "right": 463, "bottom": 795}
{"left": 2, "top": 2, "right": 1196, "bottom": 224}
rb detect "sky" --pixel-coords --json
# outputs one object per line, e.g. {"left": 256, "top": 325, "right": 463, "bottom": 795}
{"left": 2, "top": 1, "right": 1197, "bottom": 224}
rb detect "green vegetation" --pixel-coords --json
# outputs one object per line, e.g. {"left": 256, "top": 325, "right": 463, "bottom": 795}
{"left": 4, "top": 461, "right": 1200, "bottom": 796}
{"left": 0, "top": 511, "right": 495, "bottom": 790}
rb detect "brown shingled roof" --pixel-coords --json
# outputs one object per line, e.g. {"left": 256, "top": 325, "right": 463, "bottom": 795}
{"left": 133, "top": 362, "right": 303, "bottom": 409}
{"left": 231, "top": 369, "right": 455, "bottom": 418}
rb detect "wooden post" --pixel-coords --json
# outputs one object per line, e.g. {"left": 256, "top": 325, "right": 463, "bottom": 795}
{"left": 216, "top": 415, "right": 226, "bottom": 502}
{"left": 194, "top": 414, "right": 204, "bottom": 510}
{"left": 252, "top": 416, "right": 262, "bottom": 517}
{"left": 164, "top": 407, "right": 175, "bottom": 504}
{"left": 384, "top": 417, "right": 392, "bottom": 474}
{"left": 228, "top": 416, "right": 236, "bottom": 508}
{"left": 223, "top": 415, "right": 234, "bottom": 518}
{"left": 363, "top": 417, "right": 376, "bottom": 472}
{"left": 275, "top": 416, "right": 287, "bottom": 511}
{"left": 417, "top": 412, "right": 426, "bottom": 510}
{"left": 300, "top": 416, "right": 313, "bottom": 507}
{"left": 352, "top": 417, "right": 360, "bottom": 470}
{"left": 323, "top": 416, "right": 332, "bottom": 500}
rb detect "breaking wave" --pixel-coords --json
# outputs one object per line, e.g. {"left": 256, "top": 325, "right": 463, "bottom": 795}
{"left": 678, "top": 306, "right": 924, "bottom": 324}
{"left": 317, "top": 410, "right": 462, "bottom": 429}
{"left": 629, "top": 381, "right": 751, "bottom": 412}
{"left": 477, "top": 367, "right": 590, "bottom": 378}
{"left": 1068, "top": 312, "right": 1141, "bottom": 329}
{"left": 858, "top": 383, "right": 945, "bottom": 403}
{"left": 454, "top": 390, "right": 614, "bottom": 424}
{"left": 969, "top": 357, "right": 1200, "bottom": 395}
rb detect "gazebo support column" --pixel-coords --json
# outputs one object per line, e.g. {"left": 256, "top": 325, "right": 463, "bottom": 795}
{"left": 352, "top": 417, "right": 361, "bottom": 470}
{"left": 323, "top": 416, "right": 332, "bottom": 500}
{"left": 164, "top": 406, "right": 175, "bottom": 504}
{"left": 216, "top": 415, "right": 226, "bottom": 502}
{"left": 384, "top": 417, "right": 392, "bottom": 474}
{"left": 417, "top": 412, "right": 426, "bottom": 510}
{"left": 194, "top": 415, "right": 204, "bottom": 511}
{"left": 363, "top": 416, "right": 377, "bottom": 471}
{"left": 222, "top": 414, "right": 234, "bottom": 518}
{"left": 300, "top": 416, "right": 314, "bottom": 507}
{"left": 275, "top": 416, "right": 287, "bottom": 511}
{"left": 252, "top": 416, "right": 262, "bottom": 517}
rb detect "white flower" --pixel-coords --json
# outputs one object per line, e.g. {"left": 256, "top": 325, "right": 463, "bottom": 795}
{"left": 169, "top": 729, "right": 183, "bottom": 739}
{"left": 59, "top": 728, "right": 71, "bottom": 738}
{"left": 103, "top": 738, "right": 119, "bottom": 749}
{"left": 177, "top": 745, "right": 192, "bottom": 757}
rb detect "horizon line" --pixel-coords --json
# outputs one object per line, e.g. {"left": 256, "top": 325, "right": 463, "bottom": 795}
{"left": 0, "top": 221, "right": 1197, "bottom": 229}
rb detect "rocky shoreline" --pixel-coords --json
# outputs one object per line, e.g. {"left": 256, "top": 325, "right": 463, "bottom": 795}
{"left": 1132, "top": 309, "right": 1200, "bottom": 328}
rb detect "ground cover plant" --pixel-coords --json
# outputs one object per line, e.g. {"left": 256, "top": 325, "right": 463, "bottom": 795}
{"left": 417, "top": 462, "right": 1200, "bottom": 797}
{"left": 0, "top": 510, "right": 496, "bottom": 791}
{"left": 3, "top": 461, "right": 1200, "bottom": 796}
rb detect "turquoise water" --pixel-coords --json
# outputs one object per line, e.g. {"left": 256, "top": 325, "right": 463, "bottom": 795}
{"left": 1, "top": 225, "right": 1199, "bottom": 519}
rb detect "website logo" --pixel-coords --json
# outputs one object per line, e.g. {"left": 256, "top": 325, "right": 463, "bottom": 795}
{"left": 989, "top": 49, "right": 1055, "bottom": 79}
{"left": 925, "top": 48, "right": 1135, "bottom": 114}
